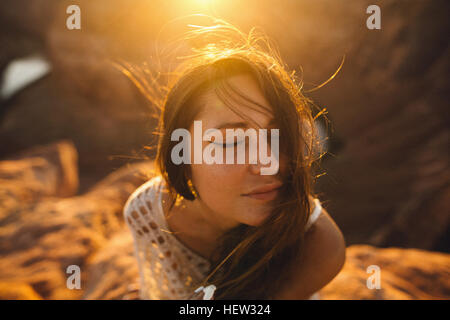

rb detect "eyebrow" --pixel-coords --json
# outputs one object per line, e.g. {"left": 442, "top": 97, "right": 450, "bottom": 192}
{"left": 216, "top": 118, "right": 276, "bottom": 129}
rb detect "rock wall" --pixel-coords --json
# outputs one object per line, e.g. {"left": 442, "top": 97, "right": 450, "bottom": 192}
{"left": 0, "top": 0, "right": 448, "bottom": 258}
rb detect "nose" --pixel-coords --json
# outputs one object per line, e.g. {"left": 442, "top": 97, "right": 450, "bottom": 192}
{"left": 249, "top": 157, "right": 280, "bottom": 175}
{"left": 248, "top": 133, "right": 280, "bottom": 176}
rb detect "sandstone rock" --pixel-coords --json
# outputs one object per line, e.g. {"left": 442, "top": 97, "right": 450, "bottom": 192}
{"left": 2, "top": 139, "right": 79, "bottom": 197}
{"left": 82, "top": 229, "right": 140, "bottom": 300}
{"left": 0, "top": 143, "right": 155, "bottom": 299}
{"left": 320, "top": 245, "right": 450, "bottom": 299}
{"left": 0, "top": 281, "right": 43, "bottom": 300}
{"left": 0, "top": 140, "right": 78, "bottom": 224}
{"left": 1, "top": 0, "right": 447, "bottom": 250}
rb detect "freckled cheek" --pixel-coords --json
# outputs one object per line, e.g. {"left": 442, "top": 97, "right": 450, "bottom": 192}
{"left": 191, "top": 163, "right": 244, "bottom": 203}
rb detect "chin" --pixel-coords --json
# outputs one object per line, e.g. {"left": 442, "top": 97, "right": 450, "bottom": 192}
{"left": 242, "top": 210, "right": 271, "bottom": 227}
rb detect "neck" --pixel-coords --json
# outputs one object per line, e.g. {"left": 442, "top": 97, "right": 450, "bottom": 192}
{"left": 185, "top": 196, "right": 239, "bottom": 235}
{"left": 162, "top": 190, "right": 239, "bottom": 260}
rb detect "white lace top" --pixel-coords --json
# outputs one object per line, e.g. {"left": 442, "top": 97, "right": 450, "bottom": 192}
{"left": 123, "top": 175, "right": 323, "bottom": 300}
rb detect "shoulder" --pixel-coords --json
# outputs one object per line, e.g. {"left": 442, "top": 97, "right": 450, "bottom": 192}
{"left": 306, "top": 206, "right": 346, "bottom": 262}
{"left": 274, "top": 204, "right": 346, "bottom": 299}
{"left": 305, "top": 195, "right": 322, "bottom": 231}
{"left": 304, "top": 202, "right": 346, "bottom": 280}
{"left": 123, "top": 175, "right": 163, "bottom": 222}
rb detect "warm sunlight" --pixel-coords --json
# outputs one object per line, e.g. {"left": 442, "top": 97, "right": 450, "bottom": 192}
{"left": 0, "top": 0, "right": 448, "bottom": 308}
{"left": 181, "top": 0, "right": 218, "bottom": 12}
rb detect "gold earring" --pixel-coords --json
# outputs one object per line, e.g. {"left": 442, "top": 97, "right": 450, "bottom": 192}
{"left": 187, "top": 179, "right": 198, "bottom": 199}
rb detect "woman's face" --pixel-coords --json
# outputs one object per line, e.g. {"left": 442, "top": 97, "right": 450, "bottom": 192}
{"left": 185, "top": 73, "right": 288, "bottom": 228}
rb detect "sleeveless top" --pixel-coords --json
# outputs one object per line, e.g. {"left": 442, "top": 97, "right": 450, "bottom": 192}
{"left": 123, "top": 175, "right": 323, "bottom": 300}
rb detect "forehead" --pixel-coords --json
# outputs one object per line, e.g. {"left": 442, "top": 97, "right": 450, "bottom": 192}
{"left": 194, "top": 73, "right": 275, "bottom": 129}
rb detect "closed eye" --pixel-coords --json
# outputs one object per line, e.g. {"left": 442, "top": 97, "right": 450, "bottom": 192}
{"left": 212, "top": 139, "right": 245, "bottom": 148}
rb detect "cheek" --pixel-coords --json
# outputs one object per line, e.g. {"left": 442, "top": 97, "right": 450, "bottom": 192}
{"left": 191, "top": 164, "right": 244, "bottom": 207}
{"left": 190, "top": 164, "right": 275, "bottom": 227}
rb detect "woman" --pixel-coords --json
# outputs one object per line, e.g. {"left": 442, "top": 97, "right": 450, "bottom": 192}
{"left": 123, "top": 17, "right": 346, "bottom": 300}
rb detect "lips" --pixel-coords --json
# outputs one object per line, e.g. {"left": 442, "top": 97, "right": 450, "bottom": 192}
{"left": 243, "top": 188, "right": 281, "bottom": 201}
{"left": 243, "top": 183, "right": 283, "bottom": 196}
{"left": 241, "top": 183, "right": 283, "bottom": 202}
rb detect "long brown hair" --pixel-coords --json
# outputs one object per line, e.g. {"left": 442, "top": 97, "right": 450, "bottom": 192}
{"left": 118, "top": 16, "right": 327, "bottom": 299}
